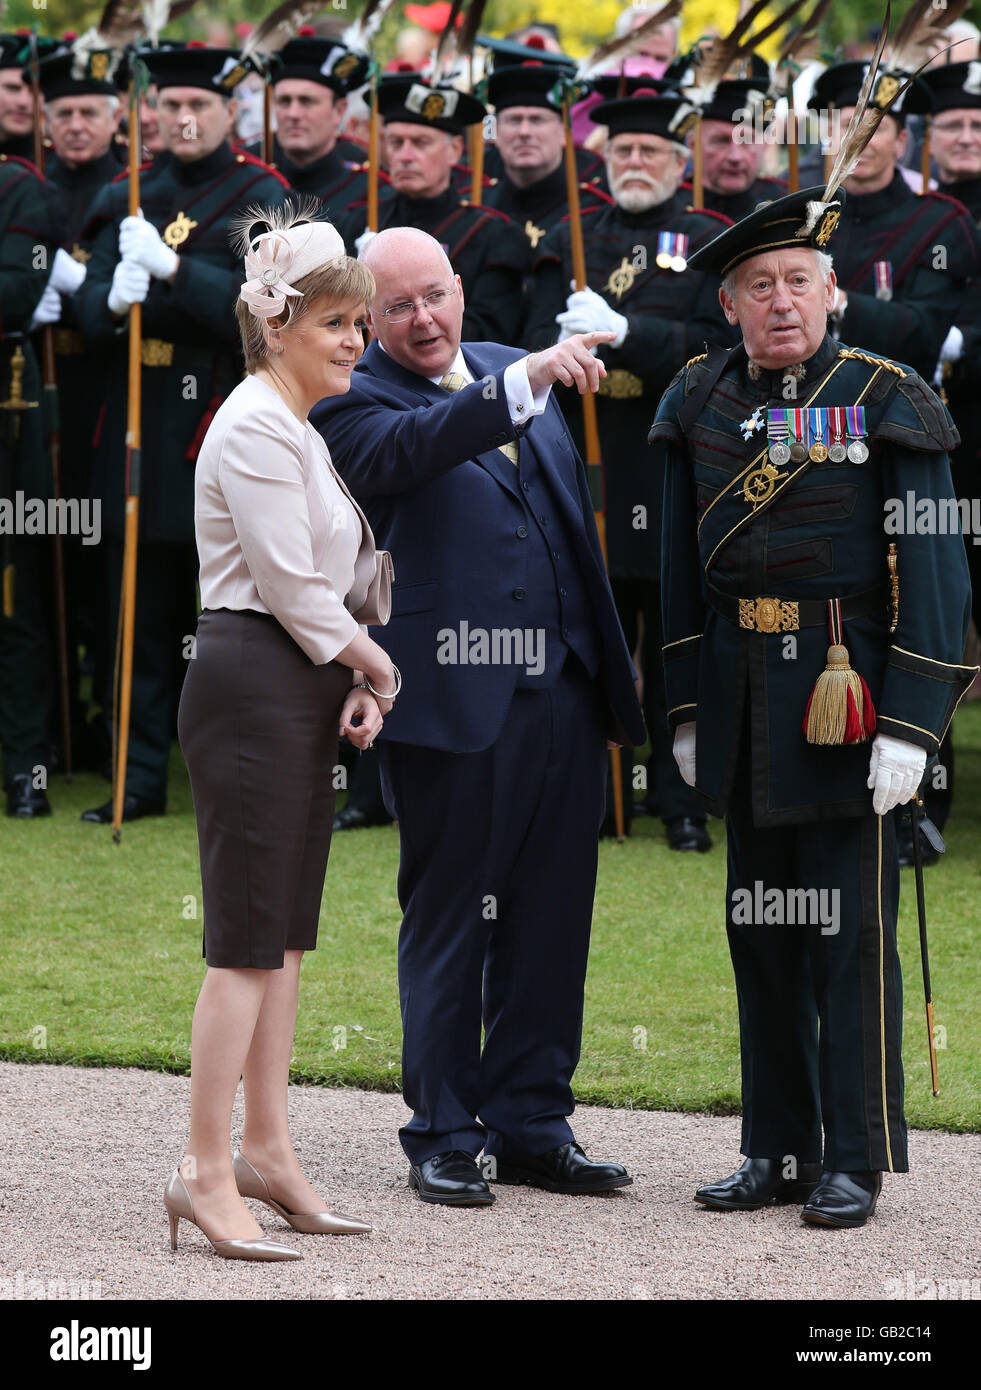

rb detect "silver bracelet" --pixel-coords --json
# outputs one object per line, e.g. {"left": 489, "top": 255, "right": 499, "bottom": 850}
{"left": 365, "top": 665, "right": 401, "bottom": 699}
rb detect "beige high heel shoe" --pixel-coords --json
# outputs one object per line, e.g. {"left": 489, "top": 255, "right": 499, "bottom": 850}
{"left": 164, "top": 1168, "right": 303, "bottom": 1261}
{"left": 233, "top": 1149, "right": 372, "bottom": 1234}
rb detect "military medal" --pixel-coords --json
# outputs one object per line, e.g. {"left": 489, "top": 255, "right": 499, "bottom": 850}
{"left": 828, "top": 406, "right": 848, "bottom": 462}
{"left": 655, "top": 232, "right": 688, "bottom": 272}
{"left": 740, "top": 406, "right": 765, "bottom": 441}
{"left": 808, "top": 408, "right": 828, "bottom": 462}
{"left": 742, "top": 459, "right": 786, "bottom": 509}
{"left": 846, "top": 404, "right": 869, "bottom": 463}
{"left": 606, "top": 256, "right": 637, "bottom": 300}
{"left": 874, "top": 260, "right": 893, "bottom": 302}
{"left": 788, "top": 408, "right": 808, "bottom": 462}
{"left": 163, "top": 211, "right": 198, "bottom": 249}
{"left": 767, "top": 408, "right": 791, "bottom": 464}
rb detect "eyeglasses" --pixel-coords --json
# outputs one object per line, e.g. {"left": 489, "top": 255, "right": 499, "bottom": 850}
{"left": 382, "top": 285, "right": 457, "bottom": 323}
{"left": 608, "top": 142, "right": 674, "bottom": 163}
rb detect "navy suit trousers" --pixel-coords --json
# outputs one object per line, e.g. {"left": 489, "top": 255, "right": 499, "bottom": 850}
{"left": 379, "top": 655, "right": 607, "bottom": 1163}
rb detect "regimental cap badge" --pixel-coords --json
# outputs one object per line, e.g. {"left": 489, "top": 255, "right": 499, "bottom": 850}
{"left": 814, "top": 209, "right": 840, "bottom": 247}
{"left": 214, "top": 55, "right": 250, "bottom": 93}
{"left": 871, "top": 71, "right": 902, "bottom": 112}
{"left": 404, "top": 83, "right": 459, "bottom": 121}
{"left": 89, "top": 52, "right": 109, "bottom": 82}
{"left": 669, "top": 102, "right": 699, "bottom": 138}
{"left": 332, "top": 52, "right": 359, "bottom": 82}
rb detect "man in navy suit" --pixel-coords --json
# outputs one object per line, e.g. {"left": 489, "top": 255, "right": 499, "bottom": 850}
{"left": 312, "top": 228, "right": 646, "bottom": 1207}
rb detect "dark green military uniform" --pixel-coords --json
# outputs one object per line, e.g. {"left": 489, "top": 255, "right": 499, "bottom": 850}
{"left": 527, "top": 89, "right": 739, "bottom": 834}
{"left": 75, "top": 48, "right": 290, "bottom": 810}
{"left": 653, "top": 328, "right": 975, "bottom": 1172}
{"left": 243, "top": 35, "right": 373, "bottom": 221}
{"left": 0, "top": 153, "right": 56, "bottom": 804}
{"left": 699, "top": 174, "right": 788, "bottom": 222}
{"left": 809, "top": 62, "right": 981, "bottom": 381}
{"left": 37, "top": 44, "right": 131, "bottom": 769}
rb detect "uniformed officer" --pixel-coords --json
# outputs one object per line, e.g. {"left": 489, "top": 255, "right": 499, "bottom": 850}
{"left": 333, "top": 76, "right": 530, "bottom": 345}
{"left": 243, "top": 31, "right": 372, "bottom": 211}
{"left": 0, "top": 34, "right": 38, "bottom": 160}
{"left": 0, "top": 149, "right": 57, "bottom": 815}
{"left": 651, "top": 187, "right": 976, "bottom": 1227}
{"left": 480, "top": 54, "right": 611, "bottom": 254}
{"left": 920, "top": 61, "right": 981, "bottom": 606}
{"left": 527, "top": 89, "right": 737, "bottom": 847}
{"left": 808, "top": 61, "right": 981, "bottom": 380}
{"left": 686, "top": 72, "right": 788, "bottom": 221}
{"left": 31, "top": 41, "right": 128, "bottom": 772}
{"left": 75, "top": 44, "right": 290, "bottom": 822}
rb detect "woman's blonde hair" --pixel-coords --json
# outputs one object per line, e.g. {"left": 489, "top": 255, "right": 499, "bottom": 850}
{"left": 232, "top": 198, "right": 375, "bottom": 372}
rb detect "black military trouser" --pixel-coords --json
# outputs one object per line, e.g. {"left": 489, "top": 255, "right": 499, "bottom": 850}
{"left": 0, "top": 535, "right": 54, "bottom": 786}
{"left": 610, "top": 575, "right": 704, "bottom": 824}
{"left": 724, "top": 722, "right": 907, "bottom": 1174}
{"left": 104, "top": 536, "right": 198, "bottom": 803}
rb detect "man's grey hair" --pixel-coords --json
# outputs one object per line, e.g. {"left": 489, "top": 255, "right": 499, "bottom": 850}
{"left": 721, "top": 248, "right": 834, "bottom": 300}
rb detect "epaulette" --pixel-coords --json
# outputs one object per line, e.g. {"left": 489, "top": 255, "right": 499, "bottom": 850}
{"left": 350, "top": 163, "right": 390, "bottom": 182}
{"left": 838, "top": 347, "right": 906, "bottom": 378}
{"left": 0, "top": 152, "right": 43, "bottom": 179}
{"left": 233, "top": 149, "right": 291, "bottom": 188}
{"left": 685, "top": 353, "right": 707, "bottom": 369}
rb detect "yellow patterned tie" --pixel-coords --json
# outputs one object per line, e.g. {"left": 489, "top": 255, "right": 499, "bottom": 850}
{"left": 440, "top": 371, "right": 519, "bottom": 466}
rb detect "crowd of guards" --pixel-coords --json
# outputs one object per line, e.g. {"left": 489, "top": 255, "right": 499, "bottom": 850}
{"left": 1, "top": 10, "right": 980, "bottom": 867}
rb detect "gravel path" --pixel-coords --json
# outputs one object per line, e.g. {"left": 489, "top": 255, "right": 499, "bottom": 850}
{"left": 1, "top": 1061, "right": 978, "bottom": 1301}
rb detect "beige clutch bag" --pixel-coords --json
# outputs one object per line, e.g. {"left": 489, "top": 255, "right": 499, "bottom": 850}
{"left": 350, "top": 549, "right": 394, "bottom": 626}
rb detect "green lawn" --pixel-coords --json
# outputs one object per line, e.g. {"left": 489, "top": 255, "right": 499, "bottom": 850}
{"left": 2, "top": 705, "right": 979, "bottom": 1131}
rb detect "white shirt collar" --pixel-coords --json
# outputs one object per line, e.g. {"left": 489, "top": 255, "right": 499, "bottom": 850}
{"left": 376, "top": 338, "right": 470, "bottom": 386}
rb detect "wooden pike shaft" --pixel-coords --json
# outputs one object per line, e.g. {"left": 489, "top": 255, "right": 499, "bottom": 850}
{"left": 920, "top": 116, "right": 931, "bottom": 195}
{"left": 691, "top": 112, "right": 703, "bottom": 208}
{"left": 562, "top": 94, "right": 625, "bottom": 841}
{"left": 112, "top": 85, "right": 144, "bottom": 842}
{"left": 367, "top": 76, "right": 380, "bottom": 232}
{"left": 469, "top": 122, "right": 484, "bottom": 206}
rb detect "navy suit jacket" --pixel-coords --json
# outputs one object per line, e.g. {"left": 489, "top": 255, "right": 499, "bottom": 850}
{"left": 311, "top": 339, "right": 646, "bottom": 752}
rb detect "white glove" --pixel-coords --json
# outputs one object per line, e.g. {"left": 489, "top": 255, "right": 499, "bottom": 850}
{"left": 673, "top": 720, "right": 696, "bottom": 788}
{"left": 30, "top": 283, "right": 63, "bottom": 328}
{"left": 48, "top": 247, "right": 87, "bottom": 295}
{"left": 867, "top": 733, "right": 926, "bottom": 816}
{"left": 555, "top": 286, "right": 628, "bottom": 348}
{"left": 107, "top": 258, "right": 150, "bottom": 316}
{"left": 933, "top": 324, "right": 965, "bottom": 386}
{"left": 354, "top": 228, "right": 377, "bottom": 258}
{"left": 118, "top": 213, "right": 179, "bottom": 280}
{"left": 939, "top": 324, "right": 964, "bottom": 364}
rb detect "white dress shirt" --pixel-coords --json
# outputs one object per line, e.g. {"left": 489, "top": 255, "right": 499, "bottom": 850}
{"left": 376, "top": 341, "right": 552, "bottom": 421}
{"left": 195, "top": 372, "right": 370, "bottom": 666}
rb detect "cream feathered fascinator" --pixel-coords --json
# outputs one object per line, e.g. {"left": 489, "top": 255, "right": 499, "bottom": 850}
{"left": 234, "top": 200, "right": 347, "bottom": 321}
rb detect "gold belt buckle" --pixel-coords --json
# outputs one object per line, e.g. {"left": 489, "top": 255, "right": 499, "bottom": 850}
{"left": 140, "top": 338, "right": 174, "bottom": 367}
{"left": 597, "top": 368, "right": 643, "bottom": 399}
{"left": 738, "top": 596, "right": 800, "bottom": 633}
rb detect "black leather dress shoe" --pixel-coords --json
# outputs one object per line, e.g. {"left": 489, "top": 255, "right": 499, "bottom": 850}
{"left": 408, "top": 1151, "right": 495, "bottom": 1206}
{"left": 5, "top": 775, "right": 51, "bottom": 818}
{"left": 695, "top": 1157, "right": 823, "bottom": 1210}
{"left": 332, "top": 803, "right": 391, "bottom": 831}
{"left": 493, "top": 1141, "right": 632, "bottom": 1194}
{"left": 81, "top": 794, "right": 165, "bottom": 824}
{"left": 666, "top": 816, "right": 712, "bottom": 852}
{"left": 801, "top": 1170, "right": 882, "bottom": 1228}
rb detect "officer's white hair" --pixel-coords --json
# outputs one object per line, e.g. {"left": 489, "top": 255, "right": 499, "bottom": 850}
{"left": 721, "top": 248, "right": 834, "bottom": 300}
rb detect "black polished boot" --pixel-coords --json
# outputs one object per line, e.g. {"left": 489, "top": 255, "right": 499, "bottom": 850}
{"left": 695, "top": 1157, "right": 822, "bottom": 1210}
{"left": 801, "top": 1170, "right": 882, "bottom": 1228}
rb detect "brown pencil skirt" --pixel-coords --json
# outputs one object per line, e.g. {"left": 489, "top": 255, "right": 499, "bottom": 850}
{"left": 177, "top": 608, "right": 353, "bottom": 969}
